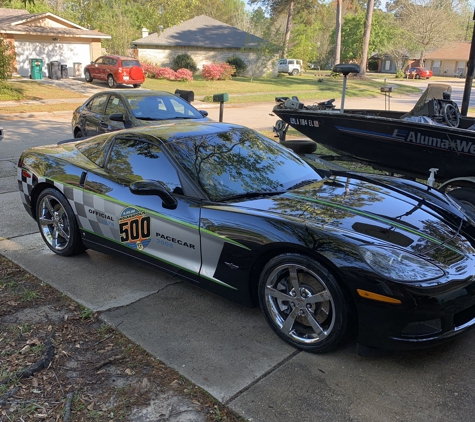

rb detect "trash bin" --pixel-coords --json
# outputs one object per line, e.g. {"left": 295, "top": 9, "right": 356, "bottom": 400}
{"left": 73, "top": 62, "right": 82, "bottom": 77}
{"left": 61, "top": 64, "right": 68, "bottom": 79}
{"left": 47, "top": 61, "right": 61, "bottom": 80}
{"left": 29, "top": 58, "right": 43, "bottom": 80}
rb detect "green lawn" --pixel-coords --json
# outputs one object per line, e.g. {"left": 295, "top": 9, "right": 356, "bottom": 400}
{"left": 143, "top": 72, "right": 421, "bottom": 103}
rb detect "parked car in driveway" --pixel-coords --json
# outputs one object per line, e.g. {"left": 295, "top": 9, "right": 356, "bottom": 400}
{"left": 406, "top": 67, "right": 433, "bottom": 79}
{"left": 71, "top": 90, "right": 210, "bottom": 138}
{"left": 277, "top": 59, "right": 303, "bottom": 76}
{"left": 17, "top": 121, "right": 475, "bottom": 354}
{"left": 84, "top": 55, "right": 146, "bottom": 88}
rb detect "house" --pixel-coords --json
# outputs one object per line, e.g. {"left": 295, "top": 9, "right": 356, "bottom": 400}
{"left": 0, "top": 8, "right": 110, "bottom": 78}
{"left": 132, "top": 15, "right": 272, "bottom": 76}
{"left": 424, "top": 42, "right": 470, "bottom": 77}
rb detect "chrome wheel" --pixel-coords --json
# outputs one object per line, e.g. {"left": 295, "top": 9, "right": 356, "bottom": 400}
{"left": 36, "top": 188, "right": 85, "bottom": 256}
{"left": 107, "top": 75, "right": 116, "bottom": 88}
{"left": 259, "top": 254, "right": 349, "bottom": 353}
{"left": 84, "top": 69, "right": 92, "bottom": 83}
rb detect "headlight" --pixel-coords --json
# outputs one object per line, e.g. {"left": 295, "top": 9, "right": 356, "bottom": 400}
{"left": 359, "top": 245, "right": 444, "bottom": 282}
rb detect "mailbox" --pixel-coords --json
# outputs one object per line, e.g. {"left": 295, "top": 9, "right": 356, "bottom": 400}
{"left": 380, "top": 86, "right": 393, "bottom": 93}
{"left": 213, "top": 93, "right": 229, "bottom": 103}
{"left": 175, "top": 89, "right": 194, "bottom": 103}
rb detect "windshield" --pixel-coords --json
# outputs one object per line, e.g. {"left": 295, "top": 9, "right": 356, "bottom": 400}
{"left": 127, "top": 95, "right": 203, "bottom": 120}
{"left": 166, "top": 129, "right": 321, "bottom": 201}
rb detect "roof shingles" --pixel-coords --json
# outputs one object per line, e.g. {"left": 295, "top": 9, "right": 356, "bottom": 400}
{"left": 133, "top": 15, "right": 265, "bottom": 49}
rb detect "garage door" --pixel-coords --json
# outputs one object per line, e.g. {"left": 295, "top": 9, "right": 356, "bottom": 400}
{"left": 15, "top": 40, "right": 91, "bottom": 78}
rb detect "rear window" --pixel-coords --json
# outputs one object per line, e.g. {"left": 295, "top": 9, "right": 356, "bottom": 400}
{"left": 122, "top": 60, "right": 141, "bottom": 67}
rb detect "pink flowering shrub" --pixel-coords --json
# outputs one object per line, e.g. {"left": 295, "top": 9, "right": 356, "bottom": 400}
{"left": 202, "top": 62, "right": 234, "bottom": 81}
{"left": 175, "top": 68, "right": 193, "bottom": 82}
{"left": 141, "top": 61, "right": 160, "bottom": 78}
{"left": 155, "top": 67, "right": 176, "bottom": 80}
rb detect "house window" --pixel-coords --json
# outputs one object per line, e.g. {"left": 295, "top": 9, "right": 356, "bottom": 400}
{"left": 432, "top": 60, "right": 440, "bottom": 76}
{"left": 384, "top": 60, "right": 391, "bottom": 71}
{"left": 457, "top": 61, "right": 465, "bottom": 75}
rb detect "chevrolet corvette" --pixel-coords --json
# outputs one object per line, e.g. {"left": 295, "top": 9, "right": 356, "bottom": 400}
{"left": 17, "top": 122, "right": 475, "bottom": 354}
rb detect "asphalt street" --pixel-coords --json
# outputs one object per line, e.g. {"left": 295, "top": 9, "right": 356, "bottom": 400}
{"left": 2, "top": 79, "right": 475, "bottom": 421}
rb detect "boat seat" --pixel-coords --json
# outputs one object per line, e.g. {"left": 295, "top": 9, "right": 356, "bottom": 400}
{"left": 332, "top": 64, "right": 360, "bottom": 75}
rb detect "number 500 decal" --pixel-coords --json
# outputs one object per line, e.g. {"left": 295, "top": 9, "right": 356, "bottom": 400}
{"left": 119, "top": 207, "right": 151, "bottom": 251}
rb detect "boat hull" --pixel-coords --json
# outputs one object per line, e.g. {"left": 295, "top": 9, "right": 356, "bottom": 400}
{"left": 273, "top": 108, "right": 475, "bottom": 182}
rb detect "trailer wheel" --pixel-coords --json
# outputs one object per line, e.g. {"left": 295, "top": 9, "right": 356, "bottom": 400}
{"left": 447, "top": 188, "right": 475, "bottom": 220}
{"left": 280, "top": 140, "right": 317, "bottom": 154}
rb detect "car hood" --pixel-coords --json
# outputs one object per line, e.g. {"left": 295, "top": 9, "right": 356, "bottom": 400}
{"left": 230, "top": 173, "right": 475, "bottom": 264}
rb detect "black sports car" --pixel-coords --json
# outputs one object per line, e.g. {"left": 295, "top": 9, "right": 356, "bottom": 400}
{"left": 71, "top": 90, "right": 209, "bottom": 138}
{"left": 17, "top": 122, "right": 475, "bottom": 354}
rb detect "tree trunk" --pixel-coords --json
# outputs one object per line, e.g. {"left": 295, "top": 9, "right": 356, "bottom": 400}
{"left": 282, "top": 0, "right": 295, "bottom": 58}
{"left": 360, "top": 0, "right": 374, "bottom": 77}
{"left": 334, "top": 0, "right": 342, "bottom": 66}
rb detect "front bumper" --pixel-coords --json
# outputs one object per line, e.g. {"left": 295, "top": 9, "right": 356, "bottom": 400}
{"left": 355, "top": 273, "right": 475, "bottom": 350}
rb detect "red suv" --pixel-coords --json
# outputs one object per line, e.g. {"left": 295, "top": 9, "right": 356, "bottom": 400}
{"left": 84, "top": 55, "right": 146, "bottom": 88}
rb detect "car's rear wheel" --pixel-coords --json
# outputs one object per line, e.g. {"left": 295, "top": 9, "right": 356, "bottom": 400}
{"left": 415, "top": 74, "right": 420, "bottom": 79}
{"left": 36, "top": 188, "right": 85, "bottom": 256}
{"left": 107, "top": 75, "right": 116, "bottom": 88}
{"left": 258, "top": 254, "right": 350, "bottom": 353}
{"left": 84, "top": 69, "right": 93, "bottom": 83}
{"left": 291, "top": 69, "right": 299, "bottom": 76}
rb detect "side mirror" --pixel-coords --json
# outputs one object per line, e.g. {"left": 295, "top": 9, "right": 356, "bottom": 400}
{"left": 199, "top": 110, "right": 208, "bottom": 117}
{"left": 129, "top": 180, "right": 177, "bottom": 209}
{"left": 109, "top": 113, "right": 125, "bottom": 122}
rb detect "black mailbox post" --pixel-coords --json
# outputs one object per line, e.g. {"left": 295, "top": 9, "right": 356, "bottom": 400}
{"left": 213, "top": 93, "right": 229, "bottom": 122}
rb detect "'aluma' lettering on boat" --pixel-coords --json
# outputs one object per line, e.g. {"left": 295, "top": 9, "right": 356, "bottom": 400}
{"left": 392, "top": 129, "right": 475, "bottom": 155}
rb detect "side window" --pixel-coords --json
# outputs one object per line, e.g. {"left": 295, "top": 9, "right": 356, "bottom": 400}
{"left": 87, "top": 95, "right": 107, "bottom": 114}
{"left": 289, "top": 60, "right": 294, "bottom": 65}
{"left": 94, "top": 57, "right": 103, "bottom": 65}
{"left": 106, "top": 138, "right": 182, "bottom": 193}
{"left": 105, "top": 95, "right": 126, "bottom": 116}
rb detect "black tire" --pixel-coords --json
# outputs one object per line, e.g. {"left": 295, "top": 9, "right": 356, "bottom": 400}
{"left": 133, "top": 84, "right": 141, "bottom": 88}
{"left": 447, "top": 188, "right": 475, "bottom": 221}
{"left": 107, "top": 75, "right": 116, "bottom": 88}
{"left": 36, "top": 188, "right": 85, "bottom": 256}
{"left": 280, "top": 140, "right": 317, "bottom": 154}
{"left": 258, "top": 254, "right": 351, "bottom": 353}
{"left": 415, "top": 74, "right": 420, "bottom": 79}
{"left": 291, "top": 69, "right": 299, "bottom": 76}
{"left": 84, "top": 69, "right": 93, "bottom": 83}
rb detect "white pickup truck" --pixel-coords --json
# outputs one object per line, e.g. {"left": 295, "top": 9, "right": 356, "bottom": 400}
{"left": 277, "top": 59, "right": 303, "bottom": 76}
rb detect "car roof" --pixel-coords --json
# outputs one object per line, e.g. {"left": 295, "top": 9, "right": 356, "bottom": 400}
{"left": 90, "top": 90, "right": 179, "bottom": 98}
{"left": 99, "top": 55, "right": 138, "bottom": 60}
{"left": 111, "top": 121, "right": 250, "bottom": 143}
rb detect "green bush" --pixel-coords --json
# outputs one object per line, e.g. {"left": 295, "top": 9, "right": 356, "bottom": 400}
{"left": 395, "top": 69, "right": 405, "bottom": 79}
{"left": 172, "top": 53, "right": 197, "bottom": 73}
{"left": 0, "top": 37, "right": 15, "bottom": 80}
{"left": 226, "top": 56, "right": 247, "bottom": 76}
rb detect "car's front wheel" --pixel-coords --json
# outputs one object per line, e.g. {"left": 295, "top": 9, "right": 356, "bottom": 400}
{"left": 258, "top": 254, "right": 350, "bottom": 353}
{"left": 415, "top": 74, "right": 420, "bottom": 79}
{"left": 107, "top": 75, "right": 116, "bottom": 88}
{"left": 84, "top": 69, "right": 93, "bottom": 83}
{"left": 36, "top": 188, "right": 85, "bottom": 256}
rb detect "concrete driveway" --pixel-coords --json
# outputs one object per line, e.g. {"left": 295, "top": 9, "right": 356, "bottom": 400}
{"left": 2, "top": 93, "right": 475, "bottom": 421}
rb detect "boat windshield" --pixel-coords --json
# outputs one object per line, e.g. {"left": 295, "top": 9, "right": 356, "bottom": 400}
{"left": 409, "top": 83, "right": 452, "bottom": 115}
